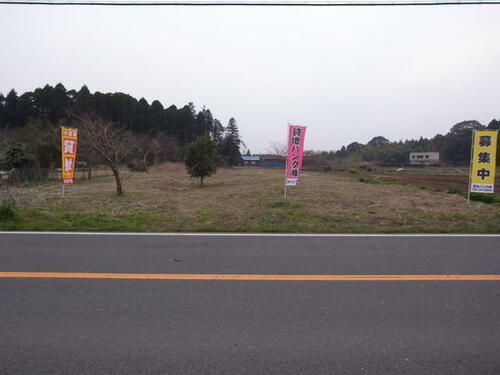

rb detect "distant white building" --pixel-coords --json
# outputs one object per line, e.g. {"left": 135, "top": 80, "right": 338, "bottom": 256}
{"left": 409, "top": 152, "right": 440, "bottom": 166}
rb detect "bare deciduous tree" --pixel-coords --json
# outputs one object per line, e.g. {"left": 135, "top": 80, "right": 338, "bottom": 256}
{"left": 128, "top": 133, "right": 159, "bottom": 172}
{"left": 77, "top": 116, "right": 132, "bottom": 196}
{"left": 155, "top": 134, "right": 183, "bottom": 163}
{"left": 267, "top": 142, "right": 287, "bottom": 157}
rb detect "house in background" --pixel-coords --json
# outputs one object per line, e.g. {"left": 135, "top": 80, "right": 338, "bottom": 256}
{"left": 240, "top": 155, "right": 261, "bottom": 166}
{"left": 239, "top": 154, "right": 285, "bottom": 168}
{"left": 409, "top": 152, "right": 440, "bottom": 166}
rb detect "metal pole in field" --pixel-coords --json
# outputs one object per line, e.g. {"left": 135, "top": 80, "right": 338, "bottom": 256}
{"left": 284, "top": 170, "right": 287, "bottom": 200}
{"left": 60, "top": 126, "right": 64, "bottom": 201}
{"left": 284, "top": 123, "right": 288, "bottom": 200}
{"left": 467, "top": 129, "right": 475, "bottom": 206}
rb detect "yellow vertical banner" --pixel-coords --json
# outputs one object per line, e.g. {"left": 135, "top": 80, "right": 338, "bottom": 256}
{"left": 470, "top": 130, "right": 498, "bottom": 194}
{"left": 61, "top": 127, "right": 78, "bottom": 184}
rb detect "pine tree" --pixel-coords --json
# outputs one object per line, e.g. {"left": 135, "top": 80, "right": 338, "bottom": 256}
{"left": 185, "top": 136, "right": 220, "bottom": 187}
{"left": 138, "top": 97, "right": 150, "bottom": 133}
{"left": 226, "top": 117, "right": 240, "bottom": 143}
{"left": 75, "top": 85, "right": 93, "bottom": 114}
{"left": 150, "top": 100, "right": 165, "bottom": 132}
{"left": 0, "top": 93, "right": 5, "bottom": 126}
{"left": 221, "top": 117, "right": 241, "bottom": 166}
{"left": 195, "top": 107, "right": 213, "bottom": 139}
{"left": 4, "top": 89, "right": 19, "bottom": 127}
{"left": 211, "top": 119, "right": 225, "bottom": 146}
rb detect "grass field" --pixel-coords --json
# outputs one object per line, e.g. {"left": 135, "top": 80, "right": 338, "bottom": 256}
{"left": 1, "top": 163, "right": 499, "bottom": 233}
{"left": 330, "top": 166, "right": 500, "bottom": 204}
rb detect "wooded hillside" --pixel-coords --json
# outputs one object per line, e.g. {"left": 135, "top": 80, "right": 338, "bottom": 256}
{"left": 0, "top": 83, "right": 242, "bottom": 171}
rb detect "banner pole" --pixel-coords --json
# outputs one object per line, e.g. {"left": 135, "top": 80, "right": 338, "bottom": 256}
{"left": 60, "top": 126, "right": 64, "bottom": 201}
{"left": 284, "top": 123, "right": 289, "bottom": 200}
{"left": 467, "top": 129, "right": 475, "bottom": 206}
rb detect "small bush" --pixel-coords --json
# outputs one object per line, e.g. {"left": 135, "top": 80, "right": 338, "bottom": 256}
{"left": 447, "top": 187, "right": 463, "bottom": 196}
{"left": 0, "top": 199, "right": 19, "bottom": 221}
{"left": 348, "top": 168, "right": 359, "bottom": 174}
{"left": 128, "top": 160, "right": 149, "bottom": 172}
{"left": 470, "top": 193, "right": 496, "bottom": 204}
{"left": 445, "top": 188, "right": 498, "bottom": 204}
{"left": 358, "top": 177, "right": 384, "bottom": 184}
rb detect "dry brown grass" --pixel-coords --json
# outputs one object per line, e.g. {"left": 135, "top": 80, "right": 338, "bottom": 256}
{"left": 1, "top": 163, "right": 499, "bottom": 232}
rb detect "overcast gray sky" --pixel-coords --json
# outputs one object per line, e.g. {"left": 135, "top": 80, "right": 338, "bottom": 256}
{"left": 1, "top": 3, "right": 499, "bottom": 152}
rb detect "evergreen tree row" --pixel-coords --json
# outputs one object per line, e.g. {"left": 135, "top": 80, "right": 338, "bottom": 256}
{"left": 0, "top": 83, "right": 243, "bottom": 168}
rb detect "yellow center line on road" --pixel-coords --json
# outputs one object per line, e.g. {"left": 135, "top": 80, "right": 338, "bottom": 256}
{"left": 0, "top": 272, "right": 499, "bottom": 281}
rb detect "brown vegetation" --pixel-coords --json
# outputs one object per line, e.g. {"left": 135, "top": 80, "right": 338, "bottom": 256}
{"left": 1, "top": 164, "right": 498, "bottom": 233}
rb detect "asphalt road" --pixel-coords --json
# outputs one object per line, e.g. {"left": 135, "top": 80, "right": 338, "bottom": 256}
{"left": 0, "top": 233, "right": 499, "bottom": 374}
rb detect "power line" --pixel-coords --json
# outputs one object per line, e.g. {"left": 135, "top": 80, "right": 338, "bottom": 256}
{"left": 1, "top": 0, "right": 499, "bottom": 6}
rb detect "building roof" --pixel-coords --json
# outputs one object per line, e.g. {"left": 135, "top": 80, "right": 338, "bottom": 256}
{"left": 241, "top": 156, "right": 261, "bottom": 161}
{"left": 409, "top": 152, "right": 439, "bottom": 155}
{"left": 259, "top": 154, "right": 285, "bottom": 160}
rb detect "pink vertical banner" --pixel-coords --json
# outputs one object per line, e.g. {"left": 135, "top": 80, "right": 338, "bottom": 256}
{"left": 286, "top": 125, "right": 307, "bottom": 186}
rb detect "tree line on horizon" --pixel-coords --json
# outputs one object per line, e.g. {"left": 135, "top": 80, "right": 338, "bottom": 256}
{"left": 304, "top": 119, "right": 500, "bottom": 167}
{"left": 1, "top": 83, "right": 498, "bottom": 175}
{"left": 0, "top": 83, "right": 242, "bottom": 175}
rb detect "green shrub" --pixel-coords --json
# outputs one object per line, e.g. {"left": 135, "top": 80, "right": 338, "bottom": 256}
{"left": 445, "top": 187, "right": 499, "bottom": 204}
{"left": 470, "top": 193, "right": 497, "bottom": 204}
{"left": 348, "top": 168, "right": 359, "bottom": 174}
{"left": 0, "top": 199, "right": 19, "bottom": 221}
{"left": 447, "top": 187, "right": 464, "bottom": 196}
{"left": 359, "top": 177, "right": 382, "bottom": 184}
